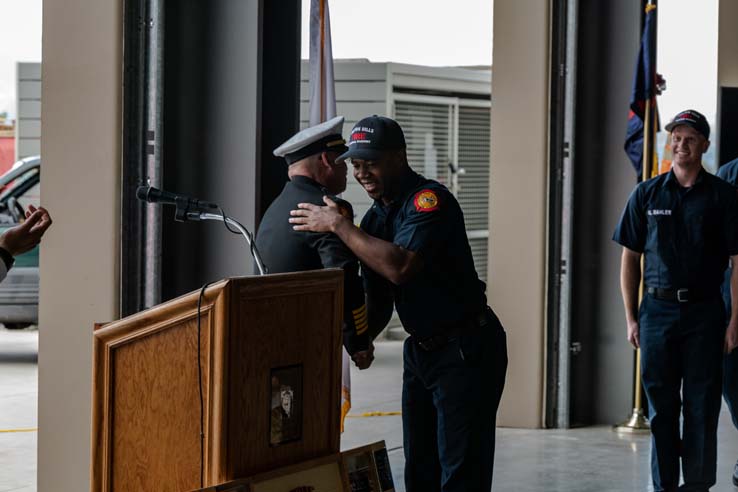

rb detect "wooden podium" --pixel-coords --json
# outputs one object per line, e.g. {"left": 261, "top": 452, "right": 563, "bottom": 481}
{"left": 91, "top": 270, "right": 344, "bottom": 492}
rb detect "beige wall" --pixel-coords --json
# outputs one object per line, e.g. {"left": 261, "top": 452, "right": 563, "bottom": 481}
{"left": 489, "top": 0, "right": 550, "bottom": 428}
{"left": 719, "top": 0, "right": 738, "bottom": 86}
{"left": 38, "top": 0, "right": 122, "bottom": 490}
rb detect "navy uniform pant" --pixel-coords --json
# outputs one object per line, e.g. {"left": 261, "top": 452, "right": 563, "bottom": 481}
{"left": 639, "top": 294, "right": 726, "bottom": 492}
{"left": 720, "top": 275, "right": 738, "bottom": 433}
{"left": 401, "top": 311, "right": 507, "bottom": 492}
{"left": 725, "top": 347, "right": 738, "bottom": 431}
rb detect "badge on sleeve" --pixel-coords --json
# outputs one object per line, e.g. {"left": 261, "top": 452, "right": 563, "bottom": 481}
{"left": 413, "top": 189, "right": 440, "bottom": 212}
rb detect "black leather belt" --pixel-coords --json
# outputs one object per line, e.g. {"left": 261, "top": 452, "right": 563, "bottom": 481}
{"left": 646, "top": 287, "right": 718, "bottom": 303}
{"left": 413, "top": 307, "right": 493, "bottom": 352}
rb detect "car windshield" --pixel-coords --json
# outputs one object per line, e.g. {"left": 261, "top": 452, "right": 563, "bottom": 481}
{"left": 0, "top": 167, "right": 39, "bottom": 202}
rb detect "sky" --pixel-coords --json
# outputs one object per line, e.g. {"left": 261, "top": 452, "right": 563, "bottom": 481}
{"left": 300, "top": 0, "right": 493, "bottom": 67}
{"left": 0, "top": 0, "right": 719, "bottom": 128}
{"left": 0, "top": 0, "right": 41, "bottom": 119}
{"left": 656, "top": 0, "right": 718, "bottom": 125}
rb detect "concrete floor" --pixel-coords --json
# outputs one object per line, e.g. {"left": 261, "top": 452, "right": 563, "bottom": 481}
{"left": 343, "top": 340, "right": 738, "bottom": 492}
{"left": 0, "top": 327, "right": 38, "bottom": 492}
{"left": 1, "top": 330, "right": 737, "bottom": 491}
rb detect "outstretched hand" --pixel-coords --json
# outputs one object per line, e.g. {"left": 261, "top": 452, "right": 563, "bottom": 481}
{"left": 289, "top": 196, "right": 346, "bottom": 233}
{"left": 726, "top": 320, "right": 738, "bottom": 354}
{"left": 0, "top": 205, "right": 53, "bottom": 256}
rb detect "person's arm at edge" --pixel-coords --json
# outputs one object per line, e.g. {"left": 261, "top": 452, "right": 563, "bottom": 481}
{"left": 621, "top": 246, "right": 642, "bottom": 349}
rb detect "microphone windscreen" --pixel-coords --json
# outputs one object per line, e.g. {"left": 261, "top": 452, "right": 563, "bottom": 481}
{"left": 136, "top": 186, "right": 152, "bottom": 201}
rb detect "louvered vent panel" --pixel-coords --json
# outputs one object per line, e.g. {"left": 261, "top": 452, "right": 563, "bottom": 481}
{"left": 458, "top": 106, "right": 491, "bottom": 232}
{"left": 469, "top": 236, "right": 489, "bottom": 283}
{"left": 394, "top": 101, "right": 450, "bottom": 187}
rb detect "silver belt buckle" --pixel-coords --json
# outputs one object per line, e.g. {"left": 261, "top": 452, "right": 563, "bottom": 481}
{"left": 677, "top": 288, "right": 689, "bottom": 303}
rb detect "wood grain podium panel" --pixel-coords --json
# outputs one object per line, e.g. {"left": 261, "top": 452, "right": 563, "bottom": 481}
{"left": 91, "top": 271, "right": 343, "bottom": 492}
{"left": 224, "top": 275, "right": 343, "bottom": 479}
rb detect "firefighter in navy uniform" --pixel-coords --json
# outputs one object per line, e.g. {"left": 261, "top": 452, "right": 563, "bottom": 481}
{"left": 289, "top": 115, "right": 508, "bottom": 492}
{"left": 256, "top": 116, "right": 373, "bottom": 369}
{"left": 614, "top": 110, "right": 738, "bottom": 492}
{"left": 714, "top": 154, "right": 738, "bottom": 487}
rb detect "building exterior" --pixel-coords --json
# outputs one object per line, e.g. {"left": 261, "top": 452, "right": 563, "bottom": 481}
{"left": 15, "top": 62, "right": 41, "bottom": 161}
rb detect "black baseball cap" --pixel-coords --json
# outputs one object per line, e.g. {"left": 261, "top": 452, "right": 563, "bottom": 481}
{"left": 336, "top": 115, "right": 406, "bottom": 163}
{"left": 665, "top": 109, "right": 710, "bottom": 140}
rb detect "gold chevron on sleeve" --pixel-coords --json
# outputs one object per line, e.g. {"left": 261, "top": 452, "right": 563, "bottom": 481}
{"left": 356, "top": 319, "right": 369, "bottom": 335}
{"left": 353, "top": 304, "right": 368, "bottom": 334}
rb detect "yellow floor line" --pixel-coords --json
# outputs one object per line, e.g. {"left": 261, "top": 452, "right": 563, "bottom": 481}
{"left": 346, "top": 411, "right": 402, "bottom": 418}
{"left": 0, "top": 428, "right": 38, "bottom": 433}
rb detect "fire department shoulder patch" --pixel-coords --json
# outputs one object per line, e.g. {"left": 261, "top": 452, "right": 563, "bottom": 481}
{"left": 413, "top": 189, "right": 440, "bottom": 212}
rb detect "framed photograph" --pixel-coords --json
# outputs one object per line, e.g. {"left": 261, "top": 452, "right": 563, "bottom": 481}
{"left": 343, "top": 451, "right": 376, "bottom": 492}
{"left": 269, "top": 365, "right": 304, "bottom": 446}
{"left": 340, "top": 441, "right": 395, "bottom": 492}
{"left": 372, "top": 447, "right": 395, "bottom": 492}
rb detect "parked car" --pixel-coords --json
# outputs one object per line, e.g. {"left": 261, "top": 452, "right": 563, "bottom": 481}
{"left": 0, "top": 156, "right": 41, "bottom": 329}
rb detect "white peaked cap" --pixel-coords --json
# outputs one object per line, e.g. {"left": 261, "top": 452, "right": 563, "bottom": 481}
{"left": 273, "top": 115, "right": 346, "bottom": 162}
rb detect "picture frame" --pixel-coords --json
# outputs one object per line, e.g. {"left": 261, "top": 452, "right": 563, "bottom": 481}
{"left": 340, "top": 441, "right": 395, "bottom": 492}
{"left": 269, "top": 364, "right": 304, "bottom": 446}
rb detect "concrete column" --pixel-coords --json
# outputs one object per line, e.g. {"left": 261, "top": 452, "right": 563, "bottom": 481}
{"left": 161, "top": 0, "right": 300, "bottom": 300}
{"left": 718, "top": 0, "right": 738, "bottom": 87}
{"left": 38, "top": 0, "right": 122, "bottom": 490}
{"left": 489, "top": 0, "right": 550, "bottom": 428}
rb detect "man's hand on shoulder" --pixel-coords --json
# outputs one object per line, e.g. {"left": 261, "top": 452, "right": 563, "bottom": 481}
{"left": 0, "top": 205, "right": 53, "bottom": 256}
{"left": 290, "top": 196, "right": 349, "bottom": 233}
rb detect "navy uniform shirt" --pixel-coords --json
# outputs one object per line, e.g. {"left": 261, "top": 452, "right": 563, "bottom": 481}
{"left": 256, "top": 175, "right": 369, "bottom": 354}
{"left": 612, "top": 168, "right": 738, "bottom": 292}
{"left": 717, "top": 157, "right": 738, "bottom": 185}
{"left": 360, "top": 170, "right": 487, "bottom": 338}
{"left": 716, "top": 157, "right": 738, "bottom": 315}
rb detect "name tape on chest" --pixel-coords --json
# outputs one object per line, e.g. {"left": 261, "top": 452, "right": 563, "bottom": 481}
{"left": 414, "top": 189, "right": 440, "bottom": 212}
{"left": 647, "top": 209, "right": 672, "bottom": 216}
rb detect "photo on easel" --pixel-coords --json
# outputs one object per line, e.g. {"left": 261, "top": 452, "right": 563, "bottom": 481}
{"left": 269, "top": 364, "right": 303, "bottom": 446}
{"left": 372, "top": 447, "right": 395, "bottom": 492}
{"left": 343, "top": 450, "right": 375, "bottom": 492}
{"left": 341, "top": 441, "right": 395, "bottom": 492}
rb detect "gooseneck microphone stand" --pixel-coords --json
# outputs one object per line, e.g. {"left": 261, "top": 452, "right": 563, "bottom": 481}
{"left": 185, "top": 211, "right": 267, "bottom": 275}
{"left": 137, "top": 186, "right": 267, "bottom": 275}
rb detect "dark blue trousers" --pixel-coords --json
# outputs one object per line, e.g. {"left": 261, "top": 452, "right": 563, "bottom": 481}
{"left": 401, "top": 313, "right": 507, "bottom": 492}
{"left": 639, "top": 294, "right": 726, "bottom": 492}
{"left": 720, "top": 272, "right": 738, "bottom": 432}
{"left": 725, "top": 347, "right": 738, "bottom": 431}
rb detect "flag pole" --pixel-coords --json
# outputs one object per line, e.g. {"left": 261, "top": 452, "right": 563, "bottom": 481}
{"left": 614, "top": 99, "right": 652, "bottom": 435}
{"left": 614, "top": 0, "right": 655, "bottom": 434}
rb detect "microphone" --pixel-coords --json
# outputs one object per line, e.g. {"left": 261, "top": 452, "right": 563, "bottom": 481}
{"left": 136, "top": 186, "right": 219, "bottom": 212}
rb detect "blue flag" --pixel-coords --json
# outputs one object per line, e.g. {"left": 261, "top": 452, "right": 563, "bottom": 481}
{"left": 624, "top": 4, "right": 659, "bottom": 181}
